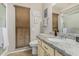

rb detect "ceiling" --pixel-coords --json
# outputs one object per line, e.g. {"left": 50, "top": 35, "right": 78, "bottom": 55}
{"left": 52, "top": 3, "right": 78, "bottom": 14}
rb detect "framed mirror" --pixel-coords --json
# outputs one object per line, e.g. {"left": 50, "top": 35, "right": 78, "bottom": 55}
{"left": 62, "top": 5, "right": 79, "bottom": 34}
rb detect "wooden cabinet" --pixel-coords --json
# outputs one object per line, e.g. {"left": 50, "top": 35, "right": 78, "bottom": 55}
{"left": 38, "top": 45, "right": 45, "bottom": 56}
{"left": 38, "top": 45, "right": 50, "bottom": 56}
{"left": 38, "top": 39, "right": 54, "bottom": 56}
{"left": 42, "top": 41, "right": 54, "bottom": 56}
{"left": 38, "top": 39, "right": 42, "bottom": 46}
{"left": 38, "top": 39, "right": 49, "bottom": 56}
{"left": 38, "top": 39, "right": 63, "bottom": 56}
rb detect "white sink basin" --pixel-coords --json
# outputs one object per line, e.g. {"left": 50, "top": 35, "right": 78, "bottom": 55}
{"left": 39, "top": 33, "right": 55, "bottom": 38}
{"left": 48, "top": 37, "right": 77, "bottom": 46}
{"left": 48, "top": 38, "right": 65, "bottom": 43}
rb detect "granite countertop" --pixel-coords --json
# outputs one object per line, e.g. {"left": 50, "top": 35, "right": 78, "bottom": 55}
{"left": 37, "top": 33, "right": 79, "bottom": 56}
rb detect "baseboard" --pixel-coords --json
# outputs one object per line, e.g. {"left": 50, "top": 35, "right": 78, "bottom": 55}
{"left": 7, "top": 47, "right": 32, "bottom": 56}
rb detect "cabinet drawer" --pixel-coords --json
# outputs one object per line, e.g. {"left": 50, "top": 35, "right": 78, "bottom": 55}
{"left": 38, "top": 39, "right": 42, "bottom": 46}
{"left": 38, "top": 45, "right": 45, "bottom": 56}
{"left": 55, "top": 50, "right": 63, "bottom": 56}
{"left": 42, "top": 41, "right": 54, "bottom": 56}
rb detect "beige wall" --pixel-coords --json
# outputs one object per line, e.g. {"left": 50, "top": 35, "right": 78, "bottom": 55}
{"left": 6, "top": 4, "right": 15, "bottom": 51}
{"left": 6, "top": 3, "right": 43, "bottom": 52}
{"left": 42, "top": 3, "right": 56, "bottom": 33}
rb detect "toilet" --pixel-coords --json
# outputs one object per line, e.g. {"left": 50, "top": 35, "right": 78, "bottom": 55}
{"left": 29, "top": 40, "right": 38, "bottom": 56}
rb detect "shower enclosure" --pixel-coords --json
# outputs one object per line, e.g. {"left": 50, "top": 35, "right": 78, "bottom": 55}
{"left": 0, "top": 3, "right": 7, "bottom": 55}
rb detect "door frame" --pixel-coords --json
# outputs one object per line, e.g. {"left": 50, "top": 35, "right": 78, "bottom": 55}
{"left": 14, "top": 5, "right": 30, "bottom": 48}
{"left": 52, "top": 13, "right": 59, "bottom": 36}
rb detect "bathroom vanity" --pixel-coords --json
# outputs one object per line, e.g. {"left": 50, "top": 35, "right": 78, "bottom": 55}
{"left": 38, "top": 39, "right": 63, "bottom": 56}
{"left": 37, "top": 33, "right": 79, "bottom": 56}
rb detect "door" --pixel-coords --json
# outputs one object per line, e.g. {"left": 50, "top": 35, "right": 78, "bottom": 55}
{"left": 15, "top": 6, "right": 30, "bottom": 48}
{"left": 52, "top": 13, "right": 59, "bottom": 36}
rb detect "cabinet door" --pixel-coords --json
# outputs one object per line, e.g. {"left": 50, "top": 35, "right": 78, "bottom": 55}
{"left": 42, "top": 41, "right": 54, "bottom": 56}
{"left": 38, "top": 39, "right": 42, "bottom": 46}
{"left": 55, "top": 50, "right": 63, "bottom": 56}
{"left": 38, "top": 45, "right": 45, "bottom": 56}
